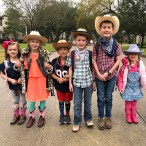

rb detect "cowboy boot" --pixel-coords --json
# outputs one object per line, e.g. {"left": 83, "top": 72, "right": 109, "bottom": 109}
{"left": 131, "top": 100, "right": 138, "bottom": 124}
{"left": 17, "top": 106, "right": 27, "bottom": 125}
{"left": 26, "top": 109, "right": 35, "bottom": 128}
{"left": 38, "top": 106, "right": 46, "bottom": 127}
{"left": 10, "top": 105, "right": 20, "bottom": 125}
{"left": 125, "top": 101, "right": 132, "bottom": 123}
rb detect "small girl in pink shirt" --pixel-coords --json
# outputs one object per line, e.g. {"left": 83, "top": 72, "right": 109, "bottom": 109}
{"left": 117, "top": 44, "right": 146, "bottom": 124}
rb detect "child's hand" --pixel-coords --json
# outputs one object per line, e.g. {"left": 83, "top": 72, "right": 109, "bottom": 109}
{"left": 97, "top": 73, "right": 106, "bottom": 81}
{"left": 15, "top": 60, "right": 22, "bottom": 68}
{"left": 44, "top": 62, "right": 53, "bottom": 69}
{"left": 57, "top": 77, "right": 64, "bottom": 84}
{"left": 10, "top": 79, "right": 18, "bottom": 85}
{"left": 93, "top": 81, "right": 96, "bottom": 91}
{"left": 69, "top": 83, "right": 73, "bottom": 92}
{"left": 119, "top": 89, "right": 124, "bottom": 94}
{"left": 63, "top": 78, "right": 69, "bottom": 82}
{"left": 17, "top": 78, "right": 22, "bottom": 84}
{"left": 103, "top": 72, "right": 108, "bottom": 80}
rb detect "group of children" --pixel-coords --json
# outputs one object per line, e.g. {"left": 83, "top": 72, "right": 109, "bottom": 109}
{"left": 1, "top": 15, "right": 146, "bottom": 132}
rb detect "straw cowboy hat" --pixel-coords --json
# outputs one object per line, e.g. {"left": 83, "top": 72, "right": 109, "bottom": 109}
{"left": 95, "top": 14, "right": 120, "bottom": 36}
{"left": 52, "top": 40, "right": 72, "bottom": 50}
{"left": 123, "top": 44, "right": 143, "bottom": 56}
{"left": 71, "top": 28, "right": 92, "bottom": 41}
{"left": 22, "top": 31, "right": 48, "bottom": 44}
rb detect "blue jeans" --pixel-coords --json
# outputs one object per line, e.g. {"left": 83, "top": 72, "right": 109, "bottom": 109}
{"left": 96, "top": 76, "right": 116, "bottom": 118}
{"left": 73, "top": 84, "right": 93, "bottom": 125}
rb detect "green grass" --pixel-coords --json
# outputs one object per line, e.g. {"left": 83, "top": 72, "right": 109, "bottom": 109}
{"left": 0, "top": 43, "right": 146, "bottom": 63}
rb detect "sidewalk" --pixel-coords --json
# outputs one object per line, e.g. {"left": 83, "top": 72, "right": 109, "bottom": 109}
{"left": 0, "top": 49, "right": 146, "bottom": 146}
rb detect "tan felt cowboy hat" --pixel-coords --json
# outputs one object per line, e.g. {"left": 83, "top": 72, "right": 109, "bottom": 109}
{"left": 22, "top": 31, "right": 48, "bottom": 45}
{"left": 71, "top": 28, "right": 92, "bottom": 41}
{"left": 95, "top": 14, "right": 120, "bottom": 36}
{"left": 52, "top": 40, "right": 72, "bottom": 50}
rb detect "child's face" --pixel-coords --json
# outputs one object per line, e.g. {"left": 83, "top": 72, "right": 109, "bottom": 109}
{"left": 57, "top": 47, "right": 69, "bottom": 58}
{"left": 29, "top": 39, "right": 41, "bottom": 52}
{"left": 74, "top": 35, "right": 88, "bottom": 50}
{"left": 128, "top": 53, "right": 139, "bottom": 62}
{"left": 7, "top": 44, "right": 19, "bottom": 58}
{"left": 99, "top": 22, "right": 114, "bottom": 39}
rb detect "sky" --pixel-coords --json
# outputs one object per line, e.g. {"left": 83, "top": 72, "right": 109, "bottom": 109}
{"left": 0, "top": 0, "right": 5, "bottom": 14}
{"left": 0, "top": 0, "right": 81, "bottom": 14}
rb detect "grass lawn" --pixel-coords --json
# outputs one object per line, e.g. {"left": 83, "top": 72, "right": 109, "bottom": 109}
{"left": 0, "top": 43, "right": 146, "bottom": 63}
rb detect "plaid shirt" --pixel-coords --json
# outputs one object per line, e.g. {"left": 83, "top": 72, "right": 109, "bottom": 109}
{"left": 93, "top": 43, "right": 123, "bottom": 79}
{"left": 66, "top": 50, "right": 93, "bottom": 88}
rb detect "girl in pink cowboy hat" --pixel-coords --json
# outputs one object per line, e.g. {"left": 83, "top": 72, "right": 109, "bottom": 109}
{"left": 117, "top": 44, "right": 146, "bottom": 124}
{"left": 0, "top": 41, "right": 27, "bottom": 125}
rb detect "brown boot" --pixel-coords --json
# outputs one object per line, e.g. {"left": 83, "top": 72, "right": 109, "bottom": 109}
{"left": 18, "top": 107, "right": 27, "bottom": 125}
{"left": 26, "top": 110, "right": 35, "bottom": 128}
{"left": 105, "top": 118, "right": 112, "bottom": 129}
{"left": 97, "top": 118, "right": 105, "bottom": 130}
{"left": 10, "top": 105, "right": 20, "bottom": 125}
{"left": 38, "top": 106, "right": 46, "bottom": 127}
{"left": 38, "top": 116, "right": 45, "bottom": 127}
{"left": 10, "top": 115, "right": 20, "bottom": 125}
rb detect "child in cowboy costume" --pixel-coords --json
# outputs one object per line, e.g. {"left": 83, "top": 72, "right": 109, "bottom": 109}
{"left": 117, "top": 44, "right": 146, "bottom": 124}
{"left": 93, "top": 15, "right": 123, "bottom": 130}
{"left": 51, "top": 40, "right": 73, "bottom": 125}
{"left": 0, "top": 41, "right": 27, "bottom": 125}
{"left": 14, "top": 31, "right": 53, "bottom": 128}
{"left": 66, "top": 28, "right": 96, "bottom": 132}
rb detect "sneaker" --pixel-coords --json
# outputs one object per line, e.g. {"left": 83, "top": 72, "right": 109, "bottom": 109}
{"left": 86, "top": 120, "right": 94, "bottom": 127}
{"left": 65, "top": 115, "right": 71, "bottom": 124}
{"left": 72, "top": 125, "right": 80, "bottom": 132}
{"left": 105, "top": 118, "right": 112, "bottom": 129}
{"left": 97, "top": 118, "right": 105, "bottom": 130}
{"left": 59, "top": 115, "right": 65, "bottom": 125}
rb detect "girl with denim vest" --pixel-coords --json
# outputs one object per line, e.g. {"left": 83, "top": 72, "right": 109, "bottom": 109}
{"left": 117, "top": 44, "right": 146, "bottom": 124}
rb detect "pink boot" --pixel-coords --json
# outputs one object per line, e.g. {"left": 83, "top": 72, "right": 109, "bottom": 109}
{"left": 125, "top": 101, "right": 132, "bottom": 123}
{"left": 10, "top": 105, "right": 20, "bottom": 125}
{"left": 131, "top": 100, "right": 138, "bottom": 124}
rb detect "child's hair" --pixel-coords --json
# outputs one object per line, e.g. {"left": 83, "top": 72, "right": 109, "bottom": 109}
{"left": 5, "top": 42, "right": 21, "bottom": 60}
{"left": 100, "top": 20, "right": 114, "bottom": 28}
{"left": 74, "top": 34, "right": 89, "bottom": 40}
{"left": 57, "top": 47, "right": 70, "bottom": 51}
{"left": 128, "top": 53, "right": 140, "bottom": 62}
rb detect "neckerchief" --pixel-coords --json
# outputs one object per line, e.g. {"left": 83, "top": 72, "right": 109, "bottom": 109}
{"left": 99, "top": 37, "right": 114, "bottom": 57}
{"left": 75, "top": 47, "right": 87, "bottom": 62}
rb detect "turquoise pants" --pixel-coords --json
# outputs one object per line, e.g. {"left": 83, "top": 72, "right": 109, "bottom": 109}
{"left": 28, "top": 100, "right": 46, "bottom": 112}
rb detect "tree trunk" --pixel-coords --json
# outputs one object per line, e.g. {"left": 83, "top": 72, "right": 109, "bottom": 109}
{"left": 141, "top": 34, "right": 144, "bottom": 48}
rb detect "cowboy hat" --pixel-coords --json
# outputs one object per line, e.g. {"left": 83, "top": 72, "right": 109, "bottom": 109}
{"left": 52, "top": 40, "right": 72, "bottom": 50}
{"left": 95, "top": 14, "right": 120, "bottom": 36}
{"left": 71, "top": 28, "right": 92, "bottom": 41}
{"left": 22, "top": 31, "right": 48, "bottom": 44}
{"left": 123, "top": 44, "right": 143, "bottom": 56}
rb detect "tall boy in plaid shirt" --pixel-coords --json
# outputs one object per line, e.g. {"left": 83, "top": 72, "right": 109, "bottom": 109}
{"left": 93, "top": 15, "right": 122, "bottom": 130}
{"left": 66, "top": 28, "right": 96, "bottom": 132}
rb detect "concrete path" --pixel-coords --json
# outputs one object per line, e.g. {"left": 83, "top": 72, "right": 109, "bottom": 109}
{"left": 1, "top": 46, "right": 146, "bottom": 146}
